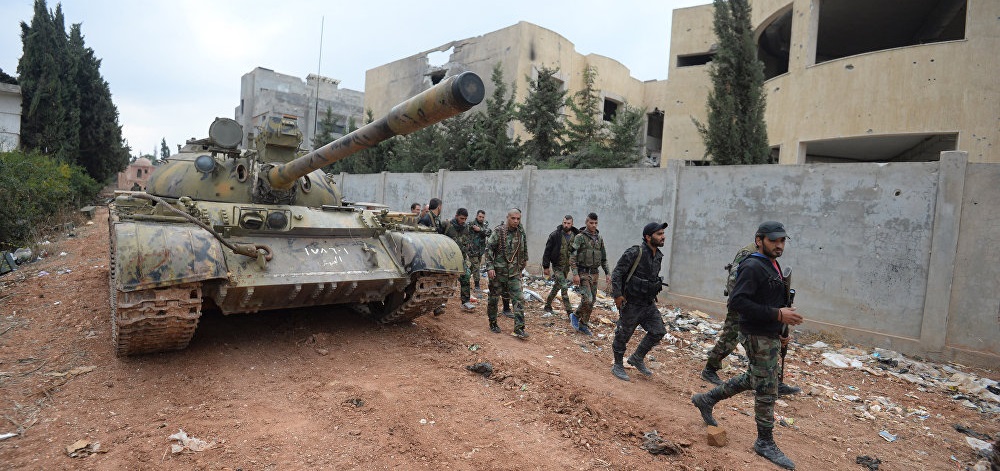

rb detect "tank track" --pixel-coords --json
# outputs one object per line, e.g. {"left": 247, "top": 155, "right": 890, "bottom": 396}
{"left": 377, "top": 273, "right": 458, "bottom": 324}
{"left": 109, "top": 204, "right": 203, "bottom": 356}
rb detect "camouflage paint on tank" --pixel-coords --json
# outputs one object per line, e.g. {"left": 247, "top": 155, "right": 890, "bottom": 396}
{"left": 146, "top": 155, "right": 341, "bottom": 207}
{"left": 109, "top": 71, "right": 485, "bottom": 354}
{"left": 112, "top": 220, "right": 229, "bottom": 292}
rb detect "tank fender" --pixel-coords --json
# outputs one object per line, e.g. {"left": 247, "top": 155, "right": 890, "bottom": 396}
{"left": 112, "top": 221, "right": 229, "bottom": 291}
{"left": 388, "top": 231, "right": 464, "bottom": 274}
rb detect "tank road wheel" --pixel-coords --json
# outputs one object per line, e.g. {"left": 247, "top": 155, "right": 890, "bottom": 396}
{"left": 375, "top": 272, "right": 458, "bottom": 324}
{"left": 111, "top": 283, "right": 203, "bottom": 356}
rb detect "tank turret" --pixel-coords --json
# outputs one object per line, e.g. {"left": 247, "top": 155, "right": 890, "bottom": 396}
{"left": 109, "top": 72, "right": 484, "bottom": 355}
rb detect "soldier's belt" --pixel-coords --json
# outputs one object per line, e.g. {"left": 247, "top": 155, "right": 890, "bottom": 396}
{"left": 577, "top": 267, "right": 600, "bottom": 274}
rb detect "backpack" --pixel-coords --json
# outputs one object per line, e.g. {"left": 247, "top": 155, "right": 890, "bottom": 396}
{"left": 723, "top": 243, "right": 757, "bottom": 296}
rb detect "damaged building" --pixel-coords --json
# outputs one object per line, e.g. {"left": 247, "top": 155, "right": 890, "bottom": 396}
{"left": 234, "top": 67, "right": 364, "bottom": 151}
{"left": 364, "top": 0, "right": 996, "bottom": 166}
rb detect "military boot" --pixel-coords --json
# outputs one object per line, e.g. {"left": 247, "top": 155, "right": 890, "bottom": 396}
{"left": 753, "top": 426, "right": 795, "bottom": 469}
{"left": 777, "top": 382, "right": 801, "bottom": 396}
{"left": 700, "top": 366, "right": 724, "bottom": 385}
{"left": 627, "top": 353, "right": 652, "bottom": 377}
{"left": 691, "top": 389, "right": 722, "bottom": 426}
{"left": 611, "top": 352, "right": 630, "bottom": 381}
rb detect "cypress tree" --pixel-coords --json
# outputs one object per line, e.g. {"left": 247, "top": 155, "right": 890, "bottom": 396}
{"left": 71, "top": 23, "right": 128, "bottom": 181}
{"left": 18, "top": 0, "right": 77, "bottom": 161}
{"left": 694, "top": 0, "right": 770, "bottom": 165}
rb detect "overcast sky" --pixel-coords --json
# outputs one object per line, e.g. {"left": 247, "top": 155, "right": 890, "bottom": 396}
{"left": 1, "top": 0, "right": 707, "bottom": 157}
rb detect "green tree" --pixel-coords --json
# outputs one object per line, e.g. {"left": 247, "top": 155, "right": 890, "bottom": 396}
{"left": 159, "top": 138, "right": 171, "bottom": 160}
{"left": 390, "top": 124, "right": 446, "bottom": 173}
{"left": 472, "top": 63, "right": 522, "bottom": 170}
{"left": 438, "top": 112, "right": 480, "bottom": 171}
{"left": 71, "top": 23, "right": 129, "bottom": 181}
{"left": 693, "top": 0, "right": 770, "bottom": 165}
{"left": 0, "top": 68, "right": 16, "bottom": 85}
{"left": 602, "top": 103, "right": 646, "bottom": 166}
{"left": 312, "top": 107, "right": 338, "bottom": 151}
{"left": 18, "top": 0, "right": 79, "bottom": 162}
{"left": 563, "top": 65, "right": 604, "bottom": 156}
{"left": 516, "top": 66, "right": 567, "bottom": 165}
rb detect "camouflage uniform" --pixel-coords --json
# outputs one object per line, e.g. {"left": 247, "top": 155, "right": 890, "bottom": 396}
{"left": 706, "top": 243, "right": 757, "bottom": 371}
{"left": 569, "top": 229, "right": 609, "bottom": 326}
{"left": 468, "top": 217, "right": 491, "bottom": 290}
{"left": 484, "top": 223, "right": 528, "bottom": 331}
{"left": 717, "top": 335, "right": 781, "bottom": 428}
{"left": 444, "top": 218, "right": 474, "bottom": 303}
{"left": 542, "top": 225, "right": 578, "bottom": 314}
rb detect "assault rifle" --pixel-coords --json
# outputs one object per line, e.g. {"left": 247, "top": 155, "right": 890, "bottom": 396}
{"left": 780, "top": 267, "right": 796, "bottom": 385}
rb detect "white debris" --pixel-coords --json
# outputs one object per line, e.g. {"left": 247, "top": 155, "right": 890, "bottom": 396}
{"left": 168, "top": 429, "right": 214, "bottom": 453}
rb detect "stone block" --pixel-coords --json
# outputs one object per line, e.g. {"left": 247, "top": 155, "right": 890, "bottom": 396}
{"left": 706, "top": 425, "right": 728, "bottom": 447}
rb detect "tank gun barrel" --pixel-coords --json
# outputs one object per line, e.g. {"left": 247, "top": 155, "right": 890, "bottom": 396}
{"left": 267, "top": 72, "right": 484, "bottom": 189}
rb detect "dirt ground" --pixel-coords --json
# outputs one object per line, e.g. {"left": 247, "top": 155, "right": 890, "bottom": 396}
{"left": 1, "top": 205, "right": 997, "bottom": 470}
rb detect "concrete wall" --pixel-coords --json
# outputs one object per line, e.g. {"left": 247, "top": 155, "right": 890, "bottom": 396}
{"left": 337, "top": 153, "right": 998, "bottom": 367}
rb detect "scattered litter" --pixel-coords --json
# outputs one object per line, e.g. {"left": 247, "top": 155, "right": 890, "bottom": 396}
{"left": 468, "top": 344, "right": 481, "bottom": 352}
{"left": 522, "top": 289, "right": 543, "bottom": 302}
{"left": 53, "top": 301, "right": 61, "bottom": 306}
{"left": 855, "top": 455, "right": 882, "bottom": 471}
{"left": 59, "top": 252, "right": 68, "bottom": 256}
{"left": 964, "top": 436, "right": 992, "bottom": 453}
{"left": 878, "top": 430, "right": 897, "bottom": 442}
{"left": 0, "top": 432, "right": 17, "bottom": 441}
{"left": 808, "top": 341, "right": 829, "bottom": 349}
{"left": 465, "top": 362, "right": 493, "bottom": 378}
{"left": 168, "top": 429, "right": 214, "bottom": 453}
{"left": 37, "top": 271, "right": 50, "bottom": 277}
{"left": 640, "top": 429, "right": 683, "bottom": 455}
{"left": 953, "top": 424, "right": 992, "bottom": 441}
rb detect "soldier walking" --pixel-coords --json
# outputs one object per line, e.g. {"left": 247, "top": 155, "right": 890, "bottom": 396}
{"left": 610, "top": 222, "right": 668, "bottom": 381}
{"left": 691, "top": 221, "right": 803, "bottom": 470}
{"left": 569, "top": 213, "right": 610, "bottom": 335}
{"left": 702, "top": 242, "right": 801, "bottom": 396}
{"left": 468, "top": 210, "right": 491, "bottom": 294}
{"left": 485, "top": 208, "right": 529, "bottom": 339}
{"left": 444, "top": 208, "right": 476, "bottom": 311}
{"left": 542, "top": 215, "right": 578, "bottom": 317}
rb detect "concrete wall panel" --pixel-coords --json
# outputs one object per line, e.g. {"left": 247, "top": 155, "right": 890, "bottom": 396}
{"left": 336, "top": 157, "right": 999, "bottom": 365}
{"left": 947, "top": 163, "right": 1000, "bottom": 356}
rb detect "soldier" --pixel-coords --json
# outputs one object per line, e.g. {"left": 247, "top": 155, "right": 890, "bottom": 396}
{"left": 468, "top": 209, "right": 491, "bottom": 294}
{"left": 542, "top": 215, "right": 578, "bottom": 317}
{"left": 484, "top": 208, "right": 529, "bottom": 339}
{"left": 417, "top": 198, "right": 445, "bottom": 234}
{"left": 609, "top": 222, "right": 668, "bottom": 382}
{"left": 569, "top": 213, "right": 610, "bottom": 335}
{"left": 444, "top": 208, "right": 476, "bottom": 311}
{"left": 410, "top": 202, "right": 423, "bottom": 216}
{"left": 692, "top": 221, "right": 803, "bottom": 470}
{"left": 702, "top": 243, "right": 801, "bottom": 396}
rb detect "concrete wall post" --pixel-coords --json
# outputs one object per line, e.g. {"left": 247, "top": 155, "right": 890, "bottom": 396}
{"left": 919, "top": 151, "right": 968, "bottom": 353}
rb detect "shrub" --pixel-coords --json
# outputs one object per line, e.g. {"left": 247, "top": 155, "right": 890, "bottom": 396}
{"left": 0, "top": 150, "right": 100, "bottom": 250}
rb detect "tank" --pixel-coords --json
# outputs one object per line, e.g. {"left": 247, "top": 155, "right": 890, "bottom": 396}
{"left": 108, "top": 72, "right": 485, "bottom": 355}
